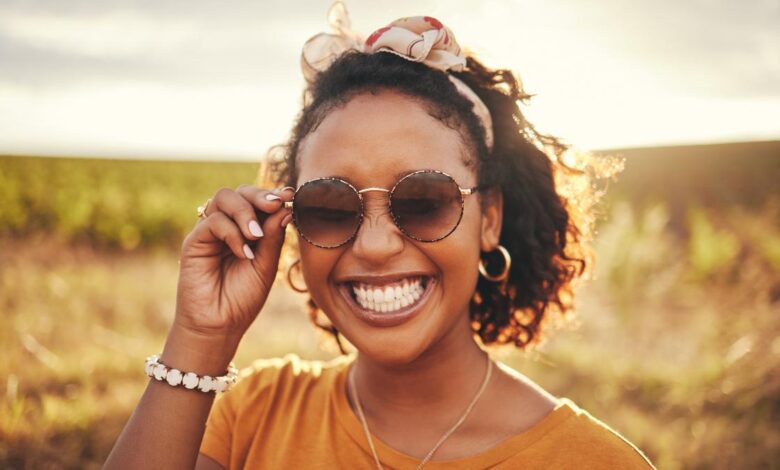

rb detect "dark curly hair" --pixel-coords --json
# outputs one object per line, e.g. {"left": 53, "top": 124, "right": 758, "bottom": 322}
{"left": 260, "top": 50, "right": 620, "bottom": 353}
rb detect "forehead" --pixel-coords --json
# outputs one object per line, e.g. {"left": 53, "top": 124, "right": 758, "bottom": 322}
{"left": 296, "top": 90, "right": 475, "bottom": 188}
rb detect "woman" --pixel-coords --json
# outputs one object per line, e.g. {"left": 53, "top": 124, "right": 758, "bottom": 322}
{"left": 106, "top": 4, "right": 654, "bottom": 469}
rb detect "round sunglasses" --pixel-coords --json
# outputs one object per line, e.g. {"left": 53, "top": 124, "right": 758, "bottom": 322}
{"left": 283, "top": 169, "right": 481, "bottom": 248}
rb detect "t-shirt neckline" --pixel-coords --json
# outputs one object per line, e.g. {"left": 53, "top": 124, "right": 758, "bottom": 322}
{"left": 330, "top": 358, "right": 577, "bottom": 469}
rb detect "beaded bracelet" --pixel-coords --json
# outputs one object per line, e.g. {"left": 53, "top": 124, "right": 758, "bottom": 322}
{"left": 144, "top": 354, "right": 238, "bottom": 393}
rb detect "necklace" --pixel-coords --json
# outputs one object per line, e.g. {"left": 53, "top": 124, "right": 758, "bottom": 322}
{"left": 348, "top": 354, "right": 494, "bottom": 470}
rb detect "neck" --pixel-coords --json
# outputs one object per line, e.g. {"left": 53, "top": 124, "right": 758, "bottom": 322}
{"left": 351, "top": 315, "right": 490, "bottom": 421}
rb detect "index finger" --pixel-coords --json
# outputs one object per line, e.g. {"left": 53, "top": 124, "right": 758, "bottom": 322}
{"left": 235, "top": 184, "right": 294, "bottom": 215}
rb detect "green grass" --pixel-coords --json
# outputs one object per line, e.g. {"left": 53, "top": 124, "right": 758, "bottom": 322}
{"left": 1, "top": 143, "right": 779, "bottom": 469}
{"left": 0, "top": 156, "right": 260, "bottom": 250}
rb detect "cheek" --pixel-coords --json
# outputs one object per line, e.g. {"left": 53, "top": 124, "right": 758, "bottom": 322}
{"left": 435, "top": 210, "right": 483, "bottom": 296}
{"left": 438, "top": 247, "right": 479, "bottom": 303}
{"left": 298, "top": 242, "right": 340, "bottom": 304}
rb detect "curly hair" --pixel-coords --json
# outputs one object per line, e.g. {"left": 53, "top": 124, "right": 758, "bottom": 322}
{"left": 260, "top": 50, "right": 620, "bottom": 353}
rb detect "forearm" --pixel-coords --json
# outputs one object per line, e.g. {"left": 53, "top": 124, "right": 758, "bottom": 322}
{"left": 104, "top": 325, "right": 240, "bottom": 469}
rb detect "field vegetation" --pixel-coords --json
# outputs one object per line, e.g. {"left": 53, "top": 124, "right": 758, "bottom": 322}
{"left": 1, "top": 141, "right": 779, "bottom": 469}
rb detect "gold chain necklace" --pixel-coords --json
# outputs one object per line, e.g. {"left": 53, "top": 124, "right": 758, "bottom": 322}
{"left": 348, "top": 355, "right": 493, "bottom": 470}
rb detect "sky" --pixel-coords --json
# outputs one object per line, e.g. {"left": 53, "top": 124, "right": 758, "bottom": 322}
{"left": 0, "top": 0, "right": 778, "bottom": 161}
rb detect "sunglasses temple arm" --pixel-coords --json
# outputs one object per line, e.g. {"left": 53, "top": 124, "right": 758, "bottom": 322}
{"left": 460, "top": 187, "right": 477, "bottom": 197}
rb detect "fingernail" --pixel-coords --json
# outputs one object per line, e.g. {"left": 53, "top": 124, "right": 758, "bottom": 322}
{"left": 248, "top": 220, "right": 264, "bottom": 237}
{"left": 265, "top": 194, "right": 281, "bottom": 201}
{"left": 281, "top": 186, "right": 295, "bottom": 194}
{"left": 242, "top": 243, "right": 255, "bottom": 260}
{"left": 281, "top": 214, "right": 293, "bottom": 228}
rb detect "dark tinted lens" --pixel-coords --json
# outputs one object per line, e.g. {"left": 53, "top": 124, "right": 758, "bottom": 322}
{"left": 293, "top": 179, "right": 361, "bottom": 247}
{"left": 391, "top": 171, "right": 463, "bottom": 241}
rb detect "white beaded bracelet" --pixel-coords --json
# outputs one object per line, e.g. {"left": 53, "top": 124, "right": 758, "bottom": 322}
{"left": 144, "top": 354, "right": 238, "bottom": 393}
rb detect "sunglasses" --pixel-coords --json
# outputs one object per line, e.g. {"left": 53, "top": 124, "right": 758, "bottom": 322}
{"left": 283, "top": 169, "right": 481, "bottom": 248}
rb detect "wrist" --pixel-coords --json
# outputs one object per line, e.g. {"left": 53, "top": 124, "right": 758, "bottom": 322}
{"left": 145, "top": 354, "right": 238, "bottom": 393}
{"left": 160, "top": 323, "right": 242, "bottom": 377}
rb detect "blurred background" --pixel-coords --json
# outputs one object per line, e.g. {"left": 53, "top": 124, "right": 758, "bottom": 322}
{"left": 1, "top": 0, "right": 778, "bottom": 468}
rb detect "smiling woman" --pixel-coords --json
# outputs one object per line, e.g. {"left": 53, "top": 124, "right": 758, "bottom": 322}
{"left": 105, "top": 3, "right": 653, "bottom": 469}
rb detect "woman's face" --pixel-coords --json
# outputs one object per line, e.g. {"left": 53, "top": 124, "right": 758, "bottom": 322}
{"left": 295, "top": 89, "right": 502, "bottom": 365}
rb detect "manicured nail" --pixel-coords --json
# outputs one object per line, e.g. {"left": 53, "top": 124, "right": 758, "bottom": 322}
{"left": 242, "top": 243, "right": 255, "bottom": 260}
{"left": 248, "top": 220, "right": 264, "bottom": 237}
{"left": 265, "top": 194, "right": 281, "bottom": 201}
{"left": 281, "top": 186, "right": 295, "bottom": 194}
{"left": 280, "top": 214, "right": 293, "bottom": 228}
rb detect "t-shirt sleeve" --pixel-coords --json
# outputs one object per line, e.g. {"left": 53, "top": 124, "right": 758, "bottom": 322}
{"left": 200, "top": 383, "right": 239, "bottom": 468}
{"left": 564, "top": 406, "right": 656, "bottom": 469}
{"left": 197, "top": 355, "right": 301, "bottom": 469}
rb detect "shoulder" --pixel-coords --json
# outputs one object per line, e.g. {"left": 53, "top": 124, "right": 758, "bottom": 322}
{"left": 489, "top": 363, "right": 653, "bottom": 468}
{"left": 217, "top": 352, "right": 352, "bottom": 412}
{"left": 201, "top": 353, "right": 353, "bottom": 467}
{"left": 205, "top": 353, "right": 352, "bottom": 442}
{"left": 539, "top": 398, "right": 656, "bottom": 469}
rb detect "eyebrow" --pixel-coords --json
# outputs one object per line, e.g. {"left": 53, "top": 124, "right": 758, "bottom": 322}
{"left": 327, "top": 169, "right": 418, "bottom": 186}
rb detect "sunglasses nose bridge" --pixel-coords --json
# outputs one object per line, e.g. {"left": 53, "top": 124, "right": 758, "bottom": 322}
{"left": 357, "top": 187, "right": 393, "bottom": 217}
{"left": 351, "top": 190, "right": 406, "bottom": 260}
{"left": 357, "top": 187, "right": 394, "bottom": 223}
{"left": 357, "top": 187, "right": 391, "bottom": 195}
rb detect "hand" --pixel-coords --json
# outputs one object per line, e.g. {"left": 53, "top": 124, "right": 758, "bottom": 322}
{"left": 174, "top": 185, "right": 294, "bottom": 341}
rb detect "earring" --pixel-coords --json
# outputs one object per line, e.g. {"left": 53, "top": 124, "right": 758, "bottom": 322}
{"left": 286, "top": 258, "right": 309, "bottom": 293}
{"left": 478, "top": 245, "right": 511, "bottom": 282}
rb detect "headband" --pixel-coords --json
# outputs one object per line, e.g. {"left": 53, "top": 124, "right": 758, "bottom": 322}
{"left": 300, "top": 2, "right": 494, "bottom": 150}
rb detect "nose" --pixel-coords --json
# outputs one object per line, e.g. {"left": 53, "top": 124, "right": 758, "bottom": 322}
{"left": 351, "top": 192, "right": 404, "bottom": 264}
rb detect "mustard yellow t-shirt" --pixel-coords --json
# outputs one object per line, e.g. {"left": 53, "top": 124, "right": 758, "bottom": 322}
{"left": 201, "top": 353, "right": 655, "bottom": 469}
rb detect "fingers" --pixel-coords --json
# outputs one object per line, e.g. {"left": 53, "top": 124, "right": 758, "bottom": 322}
{"left": 201, "top": 186, "right": 290, "bottom": 241}
{"left": 189, "top": 185, "right": 295, "bottom": 260}
{"left": 236, "top": 184, "right": 293, "bottom": 219}
{"left": 246, "top": 186, "right": 295, "bottom": 262}
{"left": 200, "top": 211, "right": 254, "bottom": 259}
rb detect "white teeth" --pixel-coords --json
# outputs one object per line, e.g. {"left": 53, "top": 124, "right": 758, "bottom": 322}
{"left": 350, "top": 277, "right": 428, "bottom": 313}
{"left": 383, "top": 286, "right": 394, "bottom": 302}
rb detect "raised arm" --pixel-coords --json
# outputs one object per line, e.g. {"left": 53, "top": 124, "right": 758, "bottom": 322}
{"left": 104, "top": 185, "right": 294, "bottom": 469}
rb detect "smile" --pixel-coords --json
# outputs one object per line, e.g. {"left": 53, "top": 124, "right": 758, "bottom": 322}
{"left": 351, "top": 277, "right": 426, "bottom": 312}
{"left": 338, "top": 275, "right": 434, "bottom": 328}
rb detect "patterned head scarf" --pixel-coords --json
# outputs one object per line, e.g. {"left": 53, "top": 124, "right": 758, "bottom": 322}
{"left": 301, "top": 1, "right": 494, "bottom": 150}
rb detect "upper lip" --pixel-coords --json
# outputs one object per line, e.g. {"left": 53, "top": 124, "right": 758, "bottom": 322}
{"left": 337, "top": 272, "right": 433, "bottom": 285}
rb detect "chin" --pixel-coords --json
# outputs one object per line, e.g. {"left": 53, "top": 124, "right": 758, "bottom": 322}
{"left": 348, "top": 331, "right": 434, "bottom": 367}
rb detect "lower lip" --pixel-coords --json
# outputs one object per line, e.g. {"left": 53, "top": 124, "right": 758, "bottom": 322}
{"left": 339, "top": 278, "right": 435, "bottom": 328}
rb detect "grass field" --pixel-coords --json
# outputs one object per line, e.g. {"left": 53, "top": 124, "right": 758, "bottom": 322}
{"left": 1, "top": 142, "right": 779, "bottom": 469}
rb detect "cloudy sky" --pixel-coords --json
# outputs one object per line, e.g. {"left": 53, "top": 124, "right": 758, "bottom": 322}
{"left": 1, "top": 0, "right": 778, "bottom": 160}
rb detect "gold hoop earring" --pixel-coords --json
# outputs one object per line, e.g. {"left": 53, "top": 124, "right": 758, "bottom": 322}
{"left": 478, "top": 245, "right": 511, "bottom": 282}
{"left": 286, "top": 258, "right": 308, "bottom": 293}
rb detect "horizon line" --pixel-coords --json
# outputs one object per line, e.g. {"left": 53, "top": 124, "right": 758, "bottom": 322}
{"left": 2, "top": 137, "right": 779, "bottom": 164}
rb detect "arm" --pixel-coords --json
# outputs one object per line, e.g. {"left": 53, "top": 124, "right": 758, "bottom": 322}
{"left": 104, "top": 184, "right": 293, "bottom": 469}
{"left": 104, "top": 326, "right": 237, "bottom": 469}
